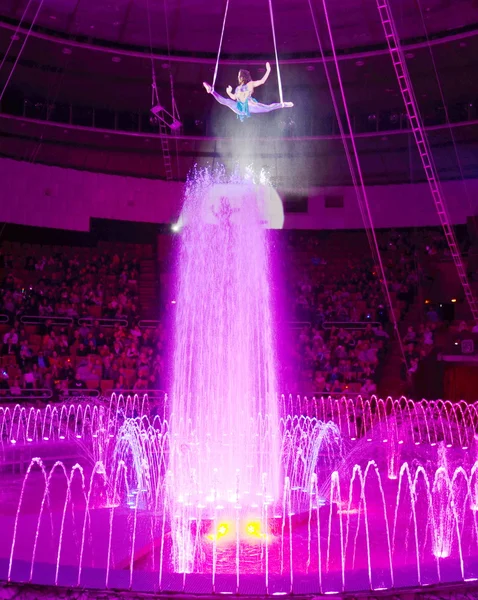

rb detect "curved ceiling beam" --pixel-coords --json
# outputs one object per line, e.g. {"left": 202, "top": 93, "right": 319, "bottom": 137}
{"left": 0, "top": 19, "right": 477, "bottom": 65}
{"left": 0, "top": 112, "right": 477, "bottom": 143}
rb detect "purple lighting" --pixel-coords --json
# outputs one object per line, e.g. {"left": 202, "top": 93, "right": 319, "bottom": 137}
{"left": 1, "top": 170, "right": 478, "bottom": 593}
{"left": 168, "top": 170, "right": 281, "bottom": 567}
{"left": 0, "top": 395, "right": 478, "bottom": 593}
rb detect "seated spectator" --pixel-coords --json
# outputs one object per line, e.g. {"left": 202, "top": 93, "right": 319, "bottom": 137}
{"left": 360, "top": 378, "right": 377, "bottom": 395}
{"left": 0, "top": 371, "right": 9, "bottom": 396}
{"left": 3, "top": 328, "right": 18, "bottom": 354}
{"left": 9, "top": 378, "right": 22, "bottom": 396}
{"left": 71, "top": 374, "right": 87, "bottom": 392}
{"left": 403, "top": 326, "right": 417, "bottom": 344}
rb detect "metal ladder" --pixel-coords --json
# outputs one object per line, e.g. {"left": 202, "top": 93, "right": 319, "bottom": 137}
{"left": 376, "top": 0, "right": 478, "bottom": 322}
{"left": 158, "top": 120, "right": 174, "bottom": 181}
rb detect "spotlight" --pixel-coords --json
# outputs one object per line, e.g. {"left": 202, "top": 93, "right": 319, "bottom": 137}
{"left": 207, "top": 522, "right": 230, "bottom": 541}
{"left": 171, "top": 222, "right": 181, "bottom": 233}
{"left": 451, "top": 298, "right": 457, "bottom": 303}
{"left": 246, "top": 521, "right": 262, "bottom": 537}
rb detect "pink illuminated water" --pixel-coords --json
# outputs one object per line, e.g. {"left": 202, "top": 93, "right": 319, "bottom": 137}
{"left": 169, "top": 169, "right": 281, "bottom": 516}
{"left": 1, "top": 396, "right": 478, "bottom": 593}
{"left": 2, "top": 169, "right": 478, "bottom": 592}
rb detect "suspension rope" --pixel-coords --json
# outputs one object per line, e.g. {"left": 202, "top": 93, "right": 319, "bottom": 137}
{"left": 0, "top": 0, "right": 45, "bottom": 103}
{"left": 162, "top": 0, "right": 179, "bottom": 120}
{"left": 415, "top": 0, "right": 474, "bottom": 217}
{"left": 307, "top": 0, "right": 410, "bottom": 386}
{"left": 212, "top": 0, "right": 284, "bottom": 102}
{"left": 162, "top": 0, "right": 181, "bottom": 177}
{"left": 211, "top": 0, "right": 231, "bottom": 91}
{"left": 145, "top": 0, "right": 158, "bottom": 105}
{"left": 267, "top": 0, "right": 284, "bottom": 105}
{"left": 0, "top": 0, "right": 34, "bottom": 74}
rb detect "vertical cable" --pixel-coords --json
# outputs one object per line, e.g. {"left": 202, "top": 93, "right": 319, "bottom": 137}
{"left": 307, "top": 0, "right": 410, "bottom": 388}
{"left": 415, "top": 0, "right": 475, "bottom": 216}
{"left": 0, "top": 0, "right": 45, "bottom": 103}
{"left": 0, "top": 0, "right": 34, "bottom": 74}
{"left": 145, "top": 0, "right": 158, "bottom": 104}
{"left": 267, "top": 0, "right": 284, "bottom": 105}
{"left": 211, "top": 0, "right": 231, "bottom": 91}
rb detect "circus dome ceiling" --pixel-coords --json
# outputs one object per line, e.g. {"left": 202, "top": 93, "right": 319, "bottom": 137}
{"left": 0, "top": 0, "right": 477, "bottom": 58}
{"left": 0, "top": 0, "right": 477, "bottom": 185}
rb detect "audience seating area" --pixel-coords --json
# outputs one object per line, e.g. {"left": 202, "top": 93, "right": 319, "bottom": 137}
{"left": 0, "top": 224, "right": 469, "bottom": 401}
{"left": 281, "top": 228, "right": 451, "bottom": 395}
{"left": 0, "top": 240, "right": 164, "bottom": 400}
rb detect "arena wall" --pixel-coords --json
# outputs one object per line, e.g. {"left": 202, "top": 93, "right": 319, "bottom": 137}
{"left": 1, "top": 157, "right": 477, "bottom": 231}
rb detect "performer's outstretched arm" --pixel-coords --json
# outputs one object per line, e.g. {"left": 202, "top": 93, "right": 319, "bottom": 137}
{"left": 226, "top": 85, "right": 237, "bottom": 100}
{"left": 252, "top": 62, "right": 271, "bottom": 88}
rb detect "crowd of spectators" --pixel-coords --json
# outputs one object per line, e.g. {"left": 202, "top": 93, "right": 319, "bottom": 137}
{"left": 0, "top": 250, "right": 140, "bottom": 320}
{"left": 0, "top": 244, "right": 164, "bottom": 400}
{"left": 282, "top": 227, "right": 449, "bottom": 395}
{"left": 0, "top": 225, "right": 465, "bottom": 401}
{"left": 284, "top": 250, "right": 393, "bottom": 395}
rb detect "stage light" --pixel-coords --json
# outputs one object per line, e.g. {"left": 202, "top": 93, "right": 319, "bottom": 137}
{"left": 451, "top": 298, "right": 457, "bottom": 303}
{"left": 246, "top": 520, "right": 262, "bottom": 537}
{"left": 207, "top": 522, "right": 230, "bottom": 541}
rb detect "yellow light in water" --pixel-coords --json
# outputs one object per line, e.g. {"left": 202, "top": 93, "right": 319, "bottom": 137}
{"left": 246, "top": 521, "right": 262, "bottom": 537}
{"left": 207, "top": 522, "right": 230, "bottom": 542}
{"left": 217, "top": 523, "right": 229, "bottom": 537}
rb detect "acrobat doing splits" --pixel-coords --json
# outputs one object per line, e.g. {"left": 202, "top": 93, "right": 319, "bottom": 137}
{"left": 203, "top": 62, "right": 293, "bottom": 122}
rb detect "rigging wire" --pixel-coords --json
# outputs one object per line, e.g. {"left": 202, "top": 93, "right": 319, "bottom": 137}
{"left": 0, "top": 0, "right": 45, "bottom": 103}
{"left": 145, "top": 0, "right": 158, "bottom": 104}
{"left": 212, "top": 0, "right": 285, "bottom": 103}
{"left": 27, "top": 42, "right": 73, "bottom": 164}
{"left": 0, "top": 0, "right": 34, "bottom": 74}
{"left": 146, "top": 0, "right": 176, "bottom": 179}
{"left": 162, "top": 0, "right": 181, "bottom": 178}
{"left": 414, "top": 0, "right": 475, "bottom": 217}
{"left": 307, "top": 0, "right": 410, "bottom": 384}
{"left": 211, "top": 0, "right": 231, "bottom": 91}
{"left": 267, "top": 0, "right": 284, "bottom": 105}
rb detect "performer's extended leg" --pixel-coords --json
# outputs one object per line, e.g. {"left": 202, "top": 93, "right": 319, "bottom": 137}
{"left": 249, "top": 101, "right": 293, "bottom": 114}
{"left": 211, "top": 91, "right": 242, "bottom": 115}
{"left": 203, "top": 82, "right": 241, "bottom": 116}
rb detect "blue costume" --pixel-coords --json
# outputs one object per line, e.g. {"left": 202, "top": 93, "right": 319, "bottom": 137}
{"left": 210, "top": 83, "right": 292, "bottom": 121}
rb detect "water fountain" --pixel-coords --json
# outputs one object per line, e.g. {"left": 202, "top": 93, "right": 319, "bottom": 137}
{"left": 1, "top": 395, "right": 478, "bottom": 593}
{"left": 1, "top": 169, "right": 478, "bottom": 594}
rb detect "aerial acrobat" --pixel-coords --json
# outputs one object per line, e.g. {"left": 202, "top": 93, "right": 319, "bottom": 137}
{"left": 203, "top": 62, "right": 293, "bottom": 122}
